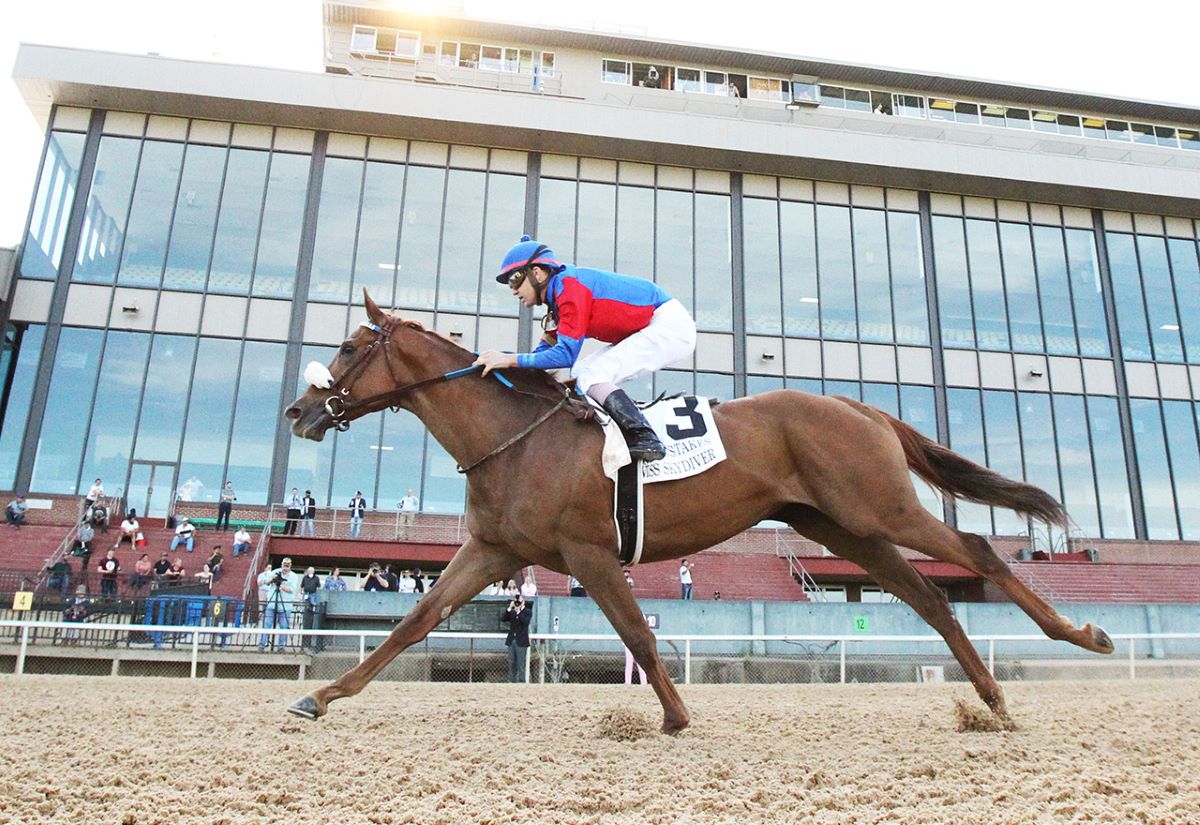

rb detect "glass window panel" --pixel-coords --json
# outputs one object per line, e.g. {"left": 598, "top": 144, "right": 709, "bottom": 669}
{"left": 694, "top": 193, "right": 732, "bottom": 332}
{"left": 132, "top": 334, "right": 197, "bottom": 463}
{"left": 790, "top": 377, "right": 822, "bottom": 394}
{"left": 1081, "top": 117, "right": 1107, "bottom": 140}
{"left": 980, "top": 104, "right": 1006, "bottom": 127}
{"left": 480, "top": 45, "right": 502, "bottom": 72}
{"left": 376, "top": 408, "right": 427, "bottom": 511}
{"left": 1017, "top": 391, "right": 1061, "bottom": 508}
{"left": 253, "top": 152, "right": 310, "bottom": 299}
{"left": 541, "top": 52, "right": 555, "bottom": 77}
{"left": 1005, "top": 108, "right": 1031, "bottom": 129}
{"left": 1082, "top": 396, "right": 1132, "bottom": 537}
{"left": 965, "top": 219, "right": 1008, "bottom": 351}
{"left": 1161, "top": 400, "right": 1200, "bottom": 540}
{"left": 536, "top": 177, "right": 577, "bottom": 259}
{"left": 1063, "top": 228, "right": 1109, "bottom": 357}
{"left": 1129, "top": 398, "right": 1178, "bottom": 539}
{"left": 816, "top": 205, "right": 856, "bottom": 341}
{"left": 853, "top": 208, "right": 892, "bottom": 343}
{"left": 118, "top": 140, "right": 184, "bottom": 288}
{"left": 0, "top": 325, "right": 46, "bottom": 488}
{"left": 998, "top": 222, "right": 1042, "bottom": 352}
{"left": 79, "top": 331, "right": 152, "bottom": 493}
{"left": 780, "top": 200, "right": 819, "bottom": 338}
{"left": 163, "top": 144, "right": 226, "bottom": 291}
{"left": 30, "top": 328, "right": 104, "bottom": 493}
{"left": 655, "top": 188, "right": 694, "bottom": 315}
{"left": 74, "top": 137, "right": 141, "bottom": 284}
{"left": 1052, "top": 394, "right": 1100, "bottom": 537}
{"left": 928, "top": 98, "right": 955, "bottom": 122}
{"left": 350, "top": 160, "right": 405, "bottom": 308}
{"left": 1166, "top": 238, "right": 1200, "bottom": 363}
{"left": 437, "top": 169, "right": 488, "bottom": 313}
{"left": 901, "top": 383, "right": 943, "bottom": 519}
{"left": 1130, "top": 123, "right": 1156, "bottom": 145}
{"left": 285, "top": 345, "right": 337, "bottom": 506}
{"left": 309, "top": 156, "right": 363, "bottom": 303}
{"left": 458, "top": 43, "right": 480, "bottom": 69}
{"left": 1104, "top": 233, "right": 1151, "bottom": 360}
{"left": 844, "top": 88, "right": 871, "bottom": 112}
{"left": 820, "top": 85, "right": 846, "bottom": 108}
{"left": 175, "top": 337, "right": 241, "bottom": 504}
{"left": 209, "top": 148, "right": 268, "bottom": 295}
{"left": 703, "top": 71, "right": 727, "bottom": 95}
{"left": 1135, "top": 234, "right": 1183, "bottom": 362}
{"left": 479, "top": 173, "right": 527, "bottom": 317}
{"left": 983, "top": 390, "right": 1025, "bottom": 535}
{"left": 1056, "top": 114, "right": 1082, "bottom": 136}
{"left": 656, "top": 368, "right": 695, "bottom": 397}
{"left": 576, "top": 181, "right": 616, "bottom": 271}
{"left": 954, "top": 101, "right": 980, "bottom": 124}
{"left": 675, "top": 68, "right": 701, "bottom": 93}
{"left": 422, "top": 437, "right": 465, "bottom": 513}
{"left": 887, "top": 211, "right": 928, "bottom": 346}
{"left": 862, "top": 382, "right": 898, "bottom": 416}
{"left": 396, "top": 164, "right": 446, "bottom": 311}
{"left": 893, "top": 94, "right": 925, "bottom": 119}
{"left": 351, "top": 26, "right": 376, "bottom": 52}
{"left": 602, "top": 60, "right": 630, "bottom": 84}
{"left": 616, "top": 185, "right": 655, "bottom": 282}
{"left": 1179, "top": 128, "right": 1200, "bottom": 151}
{"left": 742, "top": 197, "right": 781, "bottom": 335}
{"left": 745, "top": 374, "right": 783, "bottom": 397}
{"left": 222, "top": 341, "right": 285, "bottom": 506}
{"left": 439, "top": 41, "right": 458, "bottom": 67}
{"left": 1032, "top": 110, "right": 1058, "bottom": 133}
{"left": 330, "top": 412, "right": 385, "bottom": 509}
{"left": 932, "top": 216, "right": 974, "bottom": 348}
{"left": 1105, "top": 120, "right": 1131, "bottom": 141}
{"left": 1031, "top": 225, "right": 1076, "bottom": 356}
{"left": 948, "top": 388, "right": 991, "bottom": 532}
{"left": 20, "top": 131, "right": 86, "bottom": 280}
{"left": 695, "top": 372, "right": 733, "bottom": 401}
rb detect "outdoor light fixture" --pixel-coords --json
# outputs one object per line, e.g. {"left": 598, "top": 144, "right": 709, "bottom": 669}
{"left": 1028, "top": 368, "right": 1044, "bottom": 378}
{"left": 121, "top": 304, "right": 139, "bottom": 314}
{"left": 448, "top": 331, "right": 464, "bottom": 340}
{"left": 761, "top": 352, "right": 776, "bottom": 361}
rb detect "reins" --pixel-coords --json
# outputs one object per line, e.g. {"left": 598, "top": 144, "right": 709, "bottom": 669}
{"left": 317, "top": 318, "right": 578, "bottom": 475}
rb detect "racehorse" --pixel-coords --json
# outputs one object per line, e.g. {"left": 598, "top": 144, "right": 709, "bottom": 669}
{"left": 284, "top": 292, "right": 1113, "bottom": 732}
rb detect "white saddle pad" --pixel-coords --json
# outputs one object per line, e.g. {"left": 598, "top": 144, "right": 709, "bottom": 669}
{"left": 600, "top": 396, "right": 727, "bottom": 483}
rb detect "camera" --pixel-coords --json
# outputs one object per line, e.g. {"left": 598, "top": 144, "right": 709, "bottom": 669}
{"left": 271, "top": 572, "right": 286, "bottom": 586}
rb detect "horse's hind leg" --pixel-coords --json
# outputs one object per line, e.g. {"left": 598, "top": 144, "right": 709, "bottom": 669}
{"left": 887, "top": 508, "right": 1112, "bottom": 655}
{"left": 783, "top": 506, "right": 1012, "bottom": 725}
{"left": 561, "top": 542, "right": 690, "bottom": 734}
{"left": 287, "top": 536, "right": 521, "bottom": 720}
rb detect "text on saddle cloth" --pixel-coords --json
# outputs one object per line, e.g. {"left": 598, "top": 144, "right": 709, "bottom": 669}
{"left": 599, "top": 395, "right": 727, "bottom": 483}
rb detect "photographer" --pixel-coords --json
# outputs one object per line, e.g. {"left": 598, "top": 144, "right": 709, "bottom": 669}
{"left": 257, "top": 558, "right": 296, "bottom": 652}
{"left": 500, "top": 594, "right": 533, "bottom": 683}
{"left": 362, "top": 563, "right": 389, "bottom": 592}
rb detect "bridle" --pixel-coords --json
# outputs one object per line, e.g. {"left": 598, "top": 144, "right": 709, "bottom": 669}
{"left": 308, "top": 317, "right": 571, "bottom": 473}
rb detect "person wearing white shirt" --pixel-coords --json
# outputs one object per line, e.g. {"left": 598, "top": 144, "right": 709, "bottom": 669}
{"left": 397, "top": 570, "right": 417, "bottom": 594}
{"left": 679, "top": 559, "right": 694, "bottom": 600}
{"left": 85, "top": 478, "right": 104, "bottom": 513}
{"left": 232, "top": 527, "right": 252, "bottom": 558}
{"left": 171, "top": 517, "right": 196, "bottom": 553}
{"left": 519, "top": 569, "right": 537, "bottom": 598}
{"left": 398, "top": 489, "right": 419, "bottom": 534}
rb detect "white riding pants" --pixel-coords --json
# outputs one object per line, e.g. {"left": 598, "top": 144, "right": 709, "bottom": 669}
{"left": 571, "top": 299, "right": 697, "bottom": 393}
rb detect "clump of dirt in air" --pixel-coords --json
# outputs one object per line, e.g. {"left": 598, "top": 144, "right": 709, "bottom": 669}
{"left": 954, "top": 698, "right": 1014, "bottom": 733}
{"left": 596, "top": 707, "right": 655, "bottom": 741}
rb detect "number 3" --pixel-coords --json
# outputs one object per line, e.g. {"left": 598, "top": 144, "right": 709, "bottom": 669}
{"left": 666, "top": 397, "right": 707, "bottom": 439}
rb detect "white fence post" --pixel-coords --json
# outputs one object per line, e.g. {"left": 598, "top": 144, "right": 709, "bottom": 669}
{"left": 16, "top": 623, "right": 30, "bottom": 676}
{"left": 684, "top": 639, "right": 691, "bottom": 685}
{"left": 1128, "top": 637, "right": 1136, "bottom": 681}
{"left": 190, "top": 631, "right": 200, "bottom": 679}
{"left": 987, "top": 638, "right": 995, "bottom": 675}
{"left": 359, "top": 634, "right": 366, "bottom": 664}
{"left": 839, "top": 639, "right": 847, "bottom": 684}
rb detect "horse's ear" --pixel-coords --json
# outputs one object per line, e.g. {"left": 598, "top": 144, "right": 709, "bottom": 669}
{"left": 363, "top": 289, "right": 385, "bottom": 326}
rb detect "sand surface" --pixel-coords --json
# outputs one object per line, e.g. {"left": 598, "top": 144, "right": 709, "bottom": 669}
{"left": 1, "top": 676, "right": 1197, "bottom": 824}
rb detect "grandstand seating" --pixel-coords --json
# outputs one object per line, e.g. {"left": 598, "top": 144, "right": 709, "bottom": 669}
{"left": 1008, "top": 561, "right": 1200, "bottom": 604}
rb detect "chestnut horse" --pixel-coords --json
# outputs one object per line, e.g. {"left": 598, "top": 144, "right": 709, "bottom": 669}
{"left": 284, "top": 293, "right": 1113, "bottom": 732}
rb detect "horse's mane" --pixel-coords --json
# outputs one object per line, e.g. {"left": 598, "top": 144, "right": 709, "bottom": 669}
{"left": 396, "top": 316, "right": 595, "bottom": 420}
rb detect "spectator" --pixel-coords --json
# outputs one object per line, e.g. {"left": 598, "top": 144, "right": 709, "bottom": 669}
{"left": 196, "top": 564, "right": 214, "bottom": 593}
{"left": 568, "top": 574, "right": 586, "bottom": 597}
{"left": 89, "top": 501, "right": 109, "bottom": 534}
{"left": 383, "top": 564, "right": 399, "bottom": 592}
{"left": 623, "top": 569, "right": 647, "bottom": 686}
{"left": 300, "top": 490, "right": 317, "bottom": 537}
{"left": 501, "top": 594, "right": 532, "bottom": 683}
{"left": 72, "top": 523, "right": 93, "bottom": 573}
{"left": 152, "top": 552, "right": 172, "bottom": 585}
{"left": 5, "top": 495, "right": 27, "bottom": 528}
{"left": 486, "top": 580, "right": 503, "bottom": 596}
{"left": 216, "top": 481, "right": 236, "bottom": 531}
{"left": 363, "top": 563, "right": 389, "bottom": 592}
{"left": 679, "top": 560, "right": 694, "bottom": 600}
{"left": 77, "top": 520, "right": 95, "bottom": 557}
{"left": 520, "top": 568, "right": 538, "bottom": 598}
{"left": 300, "top": 566, "right": 321, "bottom": 606}
{"left": 171, "top": 517, "right": 196, "bottom": 553}
{"left": 96, "top": 548, "right": 121, "bottom": 597}
{"left": 504, "top": 579, "right": 519, "bottom": 598}
{"left": 727, "top": 81, "right": 740, "bottom": 98}
{"left": 46, "top": 558, "right": 72, "bottom": 594}
{"left": 411, "top": 567, "right": 426, "bottom": 594}
{"left": 256, "top": 561, "right": 273, "bottom": 607}
{"left": 324, "top": 567, "right": 347, "bottom": 592}
{"left": 130, "top": 553, "right": 153, "bottom": 589}
{"left": 348, "top": 491, "right": 367, "bottom": 539}
{"left": 398, "top": 489, "right": 419, "bottom": 535}
{"left": 206, "top": 546, "right": 224, "bottom": 583}
{"left": 84, "top": 478, "right": 104, "bottom": 513}
{"left": 116, "top": 510, "right": 141, "bottom": 550}
{"left": 284, "top": 488, "right": 302, "bottom": 536}
{"left": 232, "top": 526, "right": 252, "bottom": 558}
{"left": 165, "top": 557, "right": 185, "bottom": 586}
{"left": 257, "top": 558, "right": 296, "bottom": 651}
{"left": 397, "top": 569, "right": 417, "bottom": 594}
{"left": 713, "top": 590, "right": 721, "bottom": 601}
{"left": 645, "top": 65, "right": 660, "bottom": 89}
{"left": 62, "top": 585, "right": 91, "bottom": 644}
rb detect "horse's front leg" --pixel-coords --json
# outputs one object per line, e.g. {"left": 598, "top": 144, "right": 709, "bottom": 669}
{"left": 563, "top": 543, "right": 690, "bottom": 735}
{"left": 287, "top": 536, "right": 521, "bottom": 720}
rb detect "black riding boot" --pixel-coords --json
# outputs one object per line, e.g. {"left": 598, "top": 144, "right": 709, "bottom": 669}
{"left": 602, "top": 389, "right": 666, "bottom": 462}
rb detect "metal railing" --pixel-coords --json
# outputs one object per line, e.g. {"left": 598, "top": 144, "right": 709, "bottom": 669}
{"left": 31, "top": 493, "right": 124, "bottom": 592}
{"left": 3, "top": 619, "right": 1197, "bottom": 685}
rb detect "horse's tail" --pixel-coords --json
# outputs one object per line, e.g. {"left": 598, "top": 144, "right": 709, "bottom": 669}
{"left": 881, "top": 411, "right": 1067, "bottom": 529}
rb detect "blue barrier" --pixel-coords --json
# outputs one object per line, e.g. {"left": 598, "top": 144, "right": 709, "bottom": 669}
{"left": 143, "top": 595, "right": 244, "bottom": 648}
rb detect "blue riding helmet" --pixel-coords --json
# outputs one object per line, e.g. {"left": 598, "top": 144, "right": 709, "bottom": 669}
{"left": 496, "top": 235, "right": 563, "bottom": 283}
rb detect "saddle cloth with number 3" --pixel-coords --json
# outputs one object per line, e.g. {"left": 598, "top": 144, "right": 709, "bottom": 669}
{"left": 600, "top": 395, "right": 727, "bottom": 483}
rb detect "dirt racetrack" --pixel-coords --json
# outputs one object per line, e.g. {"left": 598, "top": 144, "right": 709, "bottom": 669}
{"left": 2, "top": 676, "right": 1197, "bottom": 824}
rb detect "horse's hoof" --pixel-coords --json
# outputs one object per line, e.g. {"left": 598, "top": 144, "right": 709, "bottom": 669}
{"left": 1088, "top": 624, "right": 1114, "bottom": 655}
{"left": 286, "top": 695, "right": 324, "bottom": 720}
{"left": 661, "top": 716, "right": 690, "bottom": 736}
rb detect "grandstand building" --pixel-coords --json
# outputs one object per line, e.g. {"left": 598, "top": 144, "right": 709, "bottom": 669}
{"left": 2, "top": 1, "right": 1199, "bottom": 600}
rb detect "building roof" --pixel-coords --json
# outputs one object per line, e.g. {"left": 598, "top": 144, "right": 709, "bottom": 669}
{"left": 323, "top": 1, "right": 1200, "bottom": 126}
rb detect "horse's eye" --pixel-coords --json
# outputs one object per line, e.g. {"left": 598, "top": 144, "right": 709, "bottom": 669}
{"left": 340, "top": 344, "right": 356, "bottom": 357}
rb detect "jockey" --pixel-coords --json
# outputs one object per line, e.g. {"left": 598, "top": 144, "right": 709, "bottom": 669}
{"left": 473, "top": 236, "right": 696, "bottom": 462}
